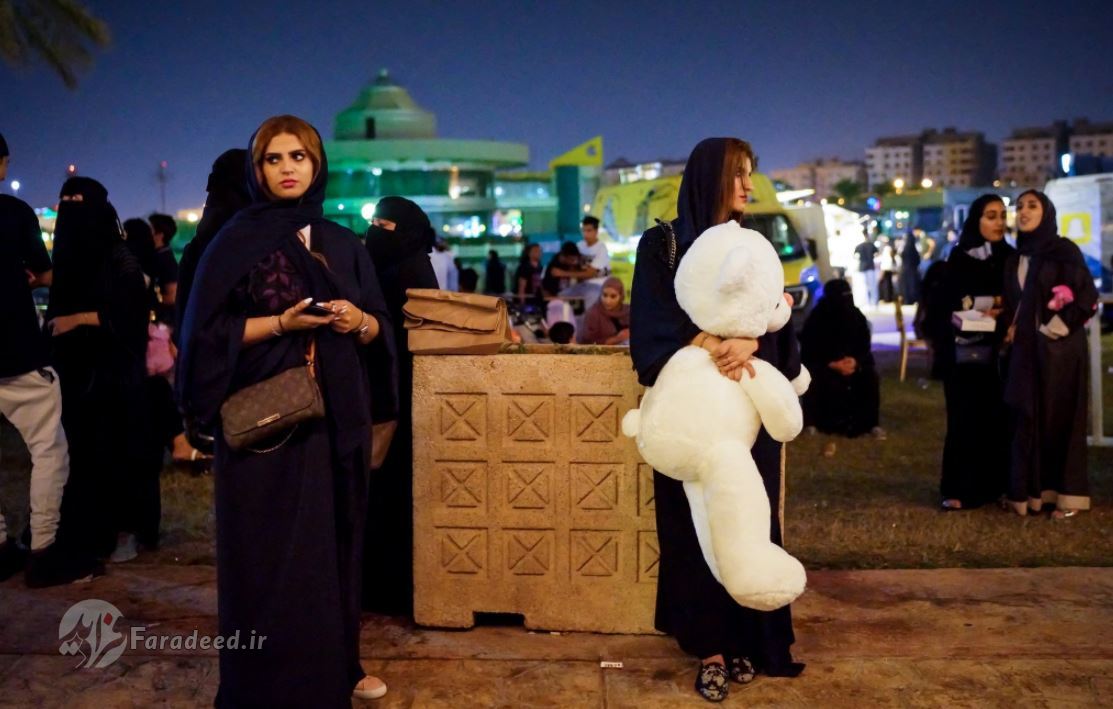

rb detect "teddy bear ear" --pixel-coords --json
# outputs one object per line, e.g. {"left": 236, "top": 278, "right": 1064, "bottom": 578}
{"left": 716, "top": 245, "right": 751, "bottom": 294}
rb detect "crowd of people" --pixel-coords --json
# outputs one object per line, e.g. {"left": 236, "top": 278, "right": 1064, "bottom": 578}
{"left": 0, "top": 118, "right": 1102, "bottom": 705}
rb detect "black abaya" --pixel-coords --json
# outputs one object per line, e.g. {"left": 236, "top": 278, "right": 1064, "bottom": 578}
{"left": 799, "top": 280, "right": 879, "bottom": 438}
{"left": 362, "top": 200, "right": 438, "bottom": 615}
{"left": 1002, "top": 193, "right": 1097, "bottom": 513}
{"left": 631, "top": 216, "right": 799, "bottom": 670}
{"left": 49, "top": 181, "right": 149, "bottom": 560}
{"left": 929, "top": 210, "right": 1015, "bottom": 507}
{"left": 178, "top": 136, "right": 395, "bottom": 708}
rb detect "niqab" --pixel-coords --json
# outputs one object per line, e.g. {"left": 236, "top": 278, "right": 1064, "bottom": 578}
{"left": 48, "top": 176, "right": 123, "bottom": 318}
{"left": 365, "top": 196, "right": 436, "bottom": 268}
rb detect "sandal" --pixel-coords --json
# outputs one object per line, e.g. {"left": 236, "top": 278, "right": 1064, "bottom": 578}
{"left": 1051, "top": 509, "right": 1079, "bottom": 520}
{"left": 728, "top": 656, "right": 756, "bottom": 684}
{"left": 695, "top": 662, "right": 729, "bottom": 702}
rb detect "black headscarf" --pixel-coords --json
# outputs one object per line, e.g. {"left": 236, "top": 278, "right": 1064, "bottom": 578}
{"left": 800, "top": 279, "right": 872, "bottom": 368}
{"left": 956, "top": 194, "right": 1006, "bottom": 253}
{"left": 1004, "top": 189, "right": 1079, "bottom": 415}
{"left": 365, "top": 196, "right": 435, "bottom": 268}
{"left": 175, "top": 148, "right": 251, "bottom": 336}
{"left": 123, "top": 217, "right": 157, "bottom": 277}
{"left": 48, "top": 177, "right": 124, "bottom": 318}
{"left": 178, "top": 122, "right": 374, "bottom": 456}
{"left": 1014, "top": 190, "right": 1062, "bottom": 258}
{"left": 900, "top": 232, "right": 921, "bottom": 269}
{"left": 675, "top": 138, "right": 731, "bottom": 248}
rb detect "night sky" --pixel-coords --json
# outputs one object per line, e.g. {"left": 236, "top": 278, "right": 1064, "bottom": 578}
{"left": 2, "top": 0, "right": 1112, "bottom": 219}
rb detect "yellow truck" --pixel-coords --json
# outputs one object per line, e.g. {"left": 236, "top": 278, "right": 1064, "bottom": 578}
{"left": 592, "top": 172, "right": 820, "bottom": 315}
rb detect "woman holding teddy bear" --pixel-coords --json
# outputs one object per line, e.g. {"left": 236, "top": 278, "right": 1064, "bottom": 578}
{"left": 630, "top": 137, "right": 805, "bottom": 703}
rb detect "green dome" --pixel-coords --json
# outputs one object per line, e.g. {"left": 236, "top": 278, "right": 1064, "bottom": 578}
{"left": 334, "top": 69, "right": 437, "bottom": 140}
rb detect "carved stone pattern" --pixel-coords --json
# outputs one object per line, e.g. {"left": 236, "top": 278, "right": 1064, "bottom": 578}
{"left": 638, "top": 463, "right": 656, "bottom": 517}
{"left": 505, "top": 395, "right": 554, "bottom": 442}
{"left": 571, "top": 396, "right": 620, "bottom": 443}
{"left": 439, "top": 462, "right": 486, "bottom": 509}
{"left": 439, "top": 528, "right": 487, "bottom": 576}
{"left": 637, "top": 531, "right": 660, "bottom": 583}
{"left": 571, "top": 530, "right": 620, "bottom": 578}
{"left": 505, "top": 463, "right": 552, "bottom": 510}
{"left": 505, "top": 530, "right": 553, "bottom": 576}
{"left": 439, "top": 395, "right": 486, "bottom": 442}
{"left": 572, "top": 463, "right": 620, "bottom": 511}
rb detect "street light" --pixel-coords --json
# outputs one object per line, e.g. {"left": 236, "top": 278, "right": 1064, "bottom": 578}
{"left": 921, "top": 178, "right": 933, "bottom": 189}
{"left": 10, "top": 180, "right": 20, "bottom": 195}
{"left": 893, "top": 178, "right": 905, "bottom": 194}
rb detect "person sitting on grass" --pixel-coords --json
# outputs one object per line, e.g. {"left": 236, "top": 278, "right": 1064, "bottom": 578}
{"left": 578, "top": 276, "right": 630, "bottom": 345}
{"left": 799, "top": 279, "right": 885, "bottom": 457}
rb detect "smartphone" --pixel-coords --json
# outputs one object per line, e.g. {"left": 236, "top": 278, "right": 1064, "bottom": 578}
{"left": 303, "top": 302, "right": 334, "bottom": 317}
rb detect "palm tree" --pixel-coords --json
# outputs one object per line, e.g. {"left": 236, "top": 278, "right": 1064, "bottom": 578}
{"left": 0, "top": 0, "right": 110, "bottom": 88}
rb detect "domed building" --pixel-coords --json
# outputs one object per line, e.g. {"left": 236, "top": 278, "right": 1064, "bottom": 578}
{"left": 325, "top": 69, "right": 531, "bottom": 238}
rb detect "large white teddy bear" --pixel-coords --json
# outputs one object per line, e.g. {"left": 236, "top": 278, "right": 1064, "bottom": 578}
{"left": 622, "top": 220, "right": 811, "bottom": 611}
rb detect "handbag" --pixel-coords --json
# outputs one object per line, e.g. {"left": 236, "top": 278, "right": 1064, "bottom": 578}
{"left": 402, "top": 289, "right": 513, "bottom": 354}
{"left": 220, "top": 340, "right": 324, "bottom": 452}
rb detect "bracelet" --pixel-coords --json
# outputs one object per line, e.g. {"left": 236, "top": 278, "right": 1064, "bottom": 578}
{"left": 270, "top": 315, "right": 283, "bottom": 337}
{"left": 355, "top": 310, "right": 369, "bottom": 336}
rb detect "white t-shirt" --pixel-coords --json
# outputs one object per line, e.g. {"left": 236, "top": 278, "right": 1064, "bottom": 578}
{"left": 429, "top": 249, "right": 458, "bottom": 291}
{"left": 578, "top": 239, "right": 610, "bottom": 276}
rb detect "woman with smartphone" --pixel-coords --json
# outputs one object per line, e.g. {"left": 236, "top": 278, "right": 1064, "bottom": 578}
{"left": 178, "top": 115, "right": 396, "bottom": 706}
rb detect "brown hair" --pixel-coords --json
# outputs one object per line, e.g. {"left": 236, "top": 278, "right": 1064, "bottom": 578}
{"left": 715, "top": 138, "right": 756, "bottom": 225}
{"left": 250, "top": 115, "right": 323, "bottom": 199}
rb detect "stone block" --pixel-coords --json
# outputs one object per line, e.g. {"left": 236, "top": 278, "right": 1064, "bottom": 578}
{"left": 412, "top": 348, "right": 659, "bottom": 633}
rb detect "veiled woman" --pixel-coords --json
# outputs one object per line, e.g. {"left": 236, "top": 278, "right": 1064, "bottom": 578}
{"left": 48, "top": 177, "right": 148, "bottom": 565}
{"left": 178, "top": 115, "right": 396, "bottom": 705}
{"left": 929, "top": 195, "right": 1014, "bottom": 510}
{"left": 630, "top": 137, "right": 804, "bottom": 703}
{"left": 361, "top": 195, "right": 437, "bottom": 615}
{"left": 1002, "top": 190, "right": 1097, "bottom": 518}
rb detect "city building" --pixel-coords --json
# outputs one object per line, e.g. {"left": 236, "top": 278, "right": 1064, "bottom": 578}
{"left": 866, "top": 135, "right": 922, "bottom": 190}
{"left": 771, "top": 158, "right": 867, "bottom": 200}
{"left": 1069, "top": 119, "right": 1113, "bottom": 159}
{"left": 1000, "top": 122, "right": 1068, "bottom": 186}
{"left": 921, "top": 128, "right": 996, "bottom": 188}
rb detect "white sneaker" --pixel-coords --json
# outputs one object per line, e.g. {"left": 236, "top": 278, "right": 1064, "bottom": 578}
{"left": 109, "top": 534, "right": 138, "bottom": 563}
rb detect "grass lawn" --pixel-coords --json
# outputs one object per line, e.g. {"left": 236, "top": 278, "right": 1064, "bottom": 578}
{"left": 2, "top": 336, "right": 1111, "bottom": 570}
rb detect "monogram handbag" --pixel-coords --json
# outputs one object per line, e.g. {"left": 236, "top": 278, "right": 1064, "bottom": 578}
{"left": 220, "top": 340, "right": 324, "bottom": 452}
{"left": 402, "top": 289, "right": 513, "bottom": 355}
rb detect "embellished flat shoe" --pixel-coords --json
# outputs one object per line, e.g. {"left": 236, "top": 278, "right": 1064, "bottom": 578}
{"left": 695, "top": 662, "right": 729, "bottom": 702}
{"left": 728, "top": 656, "right": 756, "bottom": 684}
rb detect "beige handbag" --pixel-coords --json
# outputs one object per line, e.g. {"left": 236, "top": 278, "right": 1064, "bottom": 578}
{"left": 402, "top": 289, "right": 513, "bottom": 355}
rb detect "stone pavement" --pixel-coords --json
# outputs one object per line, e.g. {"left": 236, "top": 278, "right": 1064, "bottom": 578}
{"left": 1, "top": 566, "right": 1110, "bottom": 707}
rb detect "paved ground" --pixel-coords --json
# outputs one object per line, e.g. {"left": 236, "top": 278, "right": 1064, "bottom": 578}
{"left": 1, "top": 565, "right": 1110, "bottom": 707}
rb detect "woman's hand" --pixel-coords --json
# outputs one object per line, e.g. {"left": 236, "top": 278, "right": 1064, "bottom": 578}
{"left": 712, "top": 337, "right": 758, "bottom": 381}
{"left": 281, "top": 298, "right": 335, "bottom": 332}
{"left": 320, "top": 299, "right": 365, "bottom": 334}
{"left": 47, "top": 313, "right": 91, "bottom": 336}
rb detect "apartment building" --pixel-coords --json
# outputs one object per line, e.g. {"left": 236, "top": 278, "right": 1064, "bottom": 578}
{"left": 1000, "top": 122, "right": 1067, "bottom": 186}
{"left": 866, "top": 136, "right": 922, "bottom": 189}
{"left": 921, "top": 128, "right": 996, "bottom": 188}
{"left": 770, "top": 158, "right": 867, "bottom": 198}
{"left": 1069, "top": 119, "right": 1113, "bottom": 158}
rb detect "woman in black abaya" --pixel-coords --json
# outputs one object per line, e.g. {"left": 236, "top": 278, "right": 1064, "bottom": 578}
{"left": 930, "top": 195, "right": 1014, "bottom": 511}
{"left": 361, "top": 196, "right": 437, "bottom": 615}
{"left": 1002, "top": 190, "right": 1097, "bottom": 518}
{"left": 48, "top": 178, "right": 148, "bottom": 564}
{"left": 175, "top": 148, "right": 251, "bottom": 338}
{"left": 178, "top": 115, "right": 396, "bottom": 706}
{"left": 899, "top": 231, "right": 922, "bottom": 305}
{"left": 799, "top": 279, "right": 881, "bottom": 442}
{"left": 630, "top": 137, "right": 803, "bottom": 704}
